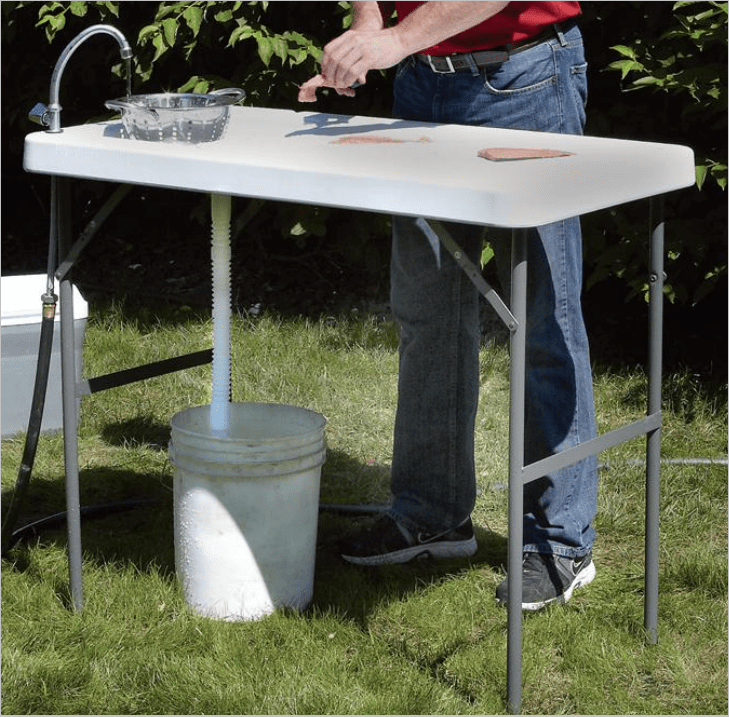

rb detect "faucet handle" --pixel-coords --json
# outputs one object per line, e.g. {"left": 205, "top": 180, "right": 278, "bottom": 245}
{"left": 28, "top": 102, "right": 50, "bottom": 127}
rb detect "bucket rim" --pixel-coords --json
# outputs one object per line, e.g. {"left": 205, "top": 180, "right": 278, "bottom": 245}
{"left": 170, "top": 402, "right": 326, "bottom": 444}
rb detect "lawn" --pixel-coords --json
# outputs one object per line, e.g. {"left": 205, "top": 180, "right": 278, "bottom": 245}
{"left": 2, "top": 303, "right": 727, "bottom": 715}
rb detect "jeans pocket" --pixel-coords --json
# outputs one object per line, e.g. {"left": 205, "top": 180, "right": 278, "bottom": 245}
{"left": 482, "top": 71, "right": 557, "bottom": 95}
{"left": 481, "top": 45, "right": 557, "bottom": 95}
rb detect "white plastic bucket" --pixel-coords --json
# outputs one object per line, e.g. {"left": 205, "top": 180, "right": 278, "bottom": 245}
{"left": 169, "top": 402, "right": 326, "bottom": 621}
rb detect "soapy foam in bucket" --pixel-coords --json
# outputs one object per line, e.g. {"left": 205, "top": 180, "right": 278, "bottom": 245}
{"left": 170, "top": 402, "right": 326, "bottom": 621}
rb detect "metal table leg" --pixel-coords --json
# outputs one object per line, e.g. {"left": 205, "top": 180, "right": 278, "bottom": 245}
{"left": 420, "top": 210, "right": 665, "bottom": 713}
{"left": 507, "top": 228, "right": 528, "bottom": 714}
{"left": 416, "top": 218, "right": 527, "bottom": 712}
{"left": 51, "top": 182, "right": 216, "bottom": 611}
{"left": 57, "top": 177, "right": 84, "bottom": 611}
{"left": 645, "top": 197, "right": 665, "bottom": 644}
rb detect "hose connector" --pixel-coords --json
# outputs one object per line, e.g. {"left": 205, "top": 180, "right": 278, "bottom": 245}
{"left": 41, "top": 290, "right": 58, "bottom": 320}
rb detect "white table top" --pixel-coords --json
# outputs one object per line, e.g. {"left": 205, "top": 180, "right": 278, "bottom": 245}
{"left": 24, "top": 105, "right": 695, "bottom": 228}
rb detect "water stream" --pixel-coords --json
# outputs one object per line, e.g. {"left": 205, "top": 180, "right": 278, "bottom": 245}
{"left": 125, "top": 57, "right": 132, "bottom": 98}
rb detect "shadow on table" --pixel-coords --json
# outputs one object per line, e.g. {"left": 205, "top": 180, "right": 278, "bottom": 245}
{"left": 287, "top": 114, "right": 435, "bottom": 139}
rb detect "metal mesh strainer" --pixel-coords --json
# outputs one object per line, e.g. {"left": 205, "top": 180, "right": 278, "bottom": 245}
{"left": 105, "top": 88, "right": 245, "bottom": 143}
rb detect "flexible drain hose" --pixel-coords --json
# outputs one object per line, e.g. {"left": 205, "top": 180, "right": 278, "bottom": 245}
{"left": 0, "top": 172, "right": 61, "bottom": 557}
{"left": 1, "top": 297, "right": 57, "bottom": 556}
{"left": 4, "top": 499, "right": 159, "bottom": 552}
{"left": 1, "top": 182, "right": 131, "bottom": 558}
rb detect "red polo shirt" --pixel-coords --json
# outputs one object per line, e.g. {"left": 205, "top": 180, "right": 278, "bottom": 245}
{"left": 393, "top": 1, "right": 582, "bottom": 55}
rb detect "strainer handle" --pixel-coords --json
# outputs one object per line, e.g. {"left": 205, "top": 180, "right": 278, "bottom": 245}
{"left": 209, "top": 88, "right": 246, "bottom": 104}
{"left": 105, "top": 98, "right": 135, "bottom": 112}
{"left": 104, "top": 99, "right": 158, "bottom": 118}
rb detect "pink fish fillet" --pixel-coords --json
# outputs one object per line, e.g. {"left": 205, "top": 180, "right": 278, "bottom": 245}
{"left": 298, "top": 75, "right": 325, "bottom": 103}
{"left": 478, "top": 147, "right": 574, "bottom": 161}
{"left": 298, "top": 75, "right": 355, "bottom": 103}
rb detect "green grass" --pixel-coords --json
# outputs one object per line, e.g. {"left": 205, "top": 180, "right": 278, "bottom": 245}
{"left": 2, "top": 302, "right": 727, "bottom": 715}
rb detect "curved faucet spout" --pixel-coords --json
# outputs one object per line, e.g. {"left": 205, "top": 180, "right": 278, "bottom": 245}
{"left": 46, "top": 24, "right": 133, "bottom": 133}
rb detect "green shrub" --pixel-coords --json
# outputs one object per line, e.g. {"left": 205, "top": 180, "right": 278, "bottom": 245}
{"left": 581, "top": 1, "right": 727, "bottom": 306}
{"left": 2, "top": 1, "right": 726, "bottom": 311}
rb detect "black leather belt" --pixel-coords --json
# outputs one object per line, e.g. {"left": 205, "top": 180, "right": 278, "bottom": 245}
{"left": 416, "top": 22, "right": 574, "bottom": 73}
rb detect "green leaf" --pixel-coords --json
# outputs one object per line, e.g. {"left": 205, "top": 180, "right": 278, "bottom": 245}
{"left": 695, "top": 164, "right": 708, "bottom": 189}
{"left": 138, "top": 24, "right": 160, "bottom": 44}
{"left": 269, "top": 35, "right": 288, "bottom": 63}
{"left": 100, "top": 1, "right": 119, "bottom": 17}
{"left": 229, "top": 24, "right": 254, "bottom": 47}
{"left": 608, "top": 59, "right": 645, "bottom": 80}
{"left": 611, "top": 44, "right": 637, "bottom": 59}
{"left": 155, "top": 4, "right": 178, "bottom": 21}
{"left": 151, "top": 33, "right": 168, "bottom": 63}
{"left": 290, "top": 222, "right": 308, "bottom": 237}
{"left": 633, "top": 75, "right": 665, "bottom": 88}
{"left": 69, "top": 1, "right": 87, "bottom": 17}
{"left": 183, "top": 5, "right": 203, "bottom": 36}
{"left": 711, "top": 162, "right": 728, "bottom": 189}
{"left": 179, "top": 75, "right": 210, "bottom": 94}
{"left": 161, "top": 17, "right": 178, "bottom": 47}
{"left": 288, "top": 47, "right": 308, "bottom": 65}
{"left": 214, "top": 8, "right": 233, "bottom": 23}
{"left": 49, "top": 13, "right": 65, "bottom": 32}
{"left": 256, "top": 34, "right": 273, "bottom": 66}
{"left": 480, "top": 243, "right": 495, "bottom": 268}
{"left": 284, "top": 30, "right": 309, "bottom": 46}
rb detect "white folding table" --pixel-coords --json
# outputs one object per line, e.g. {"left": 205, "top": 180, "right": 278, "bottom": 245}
{"left": 24, "top": 106, "right": 695, "bottom": 712}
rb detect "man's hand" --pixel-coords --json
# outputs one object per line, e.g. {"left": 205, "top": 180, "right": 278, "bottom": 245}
{"left": 298, "top": 0, "right": 386, "bottom": 103}
{"left": 320, "top": 28, "right": 407, "bottom": 90}
{"left": 298, "top": 28, "right": 405, "bottom": 102}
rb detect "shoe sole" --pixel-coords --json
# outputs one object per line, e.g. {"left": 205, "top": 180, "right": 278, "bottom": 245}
{"left": 342, "top": 536, "right": 478, "bottom": 566}
{"left": 521, "top": 560, "right": 596, "bottom": 611}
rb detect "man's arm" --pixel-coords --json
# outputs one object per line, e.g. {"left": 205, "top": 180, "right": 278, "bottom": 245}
{"left": 350, "top": 1, "right": 387, "bottom": 32}
{"left": 297, "top": 2, "right": 386, "bottom": 101}
{"left": 322, "top": 2, "right": 510, "bottom": 89}
{"left": 298, "top": 1, "right": 509, "bottom": 102}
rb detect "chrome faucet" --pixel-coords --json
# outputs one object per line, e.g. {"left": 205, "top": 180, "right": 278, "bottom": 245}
{"left": 29, "top": 24, "right": 133, "bottom": 133}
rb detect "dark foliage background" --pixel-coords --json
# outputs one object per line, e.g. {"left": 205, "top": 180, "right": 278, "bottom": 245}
{"left": 2, "top": 1, "right": 726, "bottom": 378}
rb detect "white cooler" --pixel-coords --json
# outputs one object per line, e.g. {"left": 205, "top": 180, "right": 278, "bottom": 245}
{"left": 1, "top": 274, "right": 88, "bottom": 439}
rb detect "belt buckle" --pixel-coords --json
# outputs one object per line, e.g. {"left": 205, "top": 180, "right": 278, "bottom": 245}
{"left": 428, "top": 55, "right": 456, "bottom": 74}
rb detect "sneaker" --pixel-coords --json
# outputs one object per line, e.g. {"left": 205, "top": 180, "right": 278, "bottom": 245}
{"left": 495, "top": 551, "right": 595, "bottom": 611}
{"left": 340, "top": 514, "right": 477, "bottom": 566}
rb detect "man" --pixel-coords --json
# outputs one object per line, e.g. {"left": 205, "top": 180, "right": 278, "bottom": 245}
{"left": 300, "top": 2, "right": 598, "bottom": 611}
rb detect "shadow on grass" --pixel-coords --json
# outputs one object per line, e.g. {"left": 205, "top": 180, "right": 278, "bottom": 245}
{"left": 100, "top": 414, "right": 172, "bottom": 451}
{"left": 3, "top": 422, "right": 507, "bottom": 624}
{"left": 314, "top": 511, "right": 506, "bottom": 626}
{"left": 315, "top": 448, "right": 508, "bottom": 625}
{"left": 2, "top": 455, "right": 175, "bottom": 584}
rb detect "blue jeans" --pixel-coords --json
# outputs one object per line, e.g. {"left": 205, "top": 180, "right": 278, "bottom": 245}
{"left": 388, "top": 23, "right": 598, "bottom": 558}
